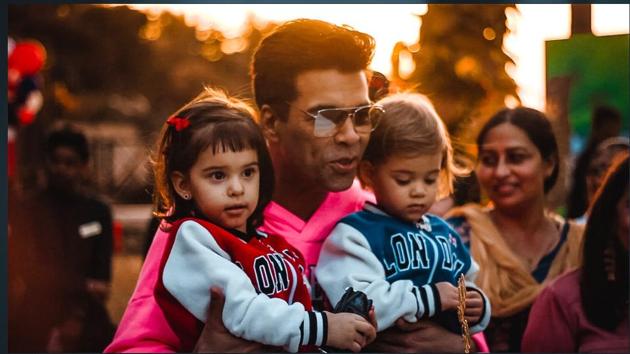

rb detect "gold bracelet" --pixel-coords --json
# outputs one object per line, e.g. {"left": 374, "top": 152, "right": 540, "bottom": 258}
{"left": 457, "top": 273, "right": 472, "bottom": 353}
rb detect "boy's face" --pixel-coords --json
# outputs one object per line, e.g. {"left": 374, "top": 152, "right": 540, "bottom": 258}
{"left": 361, "top": 153, "right": 442, "bottom": 223}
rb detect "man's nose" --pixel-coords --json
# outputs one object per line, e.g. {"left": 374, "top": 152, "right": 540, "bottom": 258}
{"left": 333, "top": 116, "right": 361, "bottom": 145}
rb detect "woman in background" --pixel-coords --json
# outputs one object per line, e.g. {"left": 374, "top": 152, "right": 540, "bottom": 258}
{"left": 446, "top": 107, "right": 583, "bottom": 352}
{"left": 522, "top": 154, "right": 629, "bottom": 352}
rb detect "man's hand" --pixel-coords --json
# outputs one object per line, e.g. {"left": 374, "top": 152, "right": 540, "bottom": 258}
{"left": 194, "top": 288, "right": 269, "bottom": 353}
{"left": 365, "top": 318, "right": 477, "bottom": 353}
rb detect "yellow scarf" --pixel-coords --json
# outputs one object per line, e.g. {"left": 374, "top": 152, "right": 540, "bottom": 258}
{"left": 445, "top": 203, "right": 583, "bottom": 317}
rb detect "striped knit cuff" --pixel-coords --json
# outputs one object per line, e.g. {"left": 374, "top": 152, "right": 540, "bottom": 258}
{"left": 414, "top": 284, "right": 440, "bottom": 319}
{"left": 299, "top": 311, "right": 328, "bottom": 347}
{"left": 429, "top": 283, "right": 442, "bottom": 315}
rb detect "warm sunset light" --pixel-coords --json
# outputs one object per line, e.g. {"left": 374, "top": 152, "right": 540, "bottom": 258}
{"left": 119, "top": 3, "right": 629, "bottom": 111}
{"left": 8, "top": 6, "right": 630, "bottom": 351}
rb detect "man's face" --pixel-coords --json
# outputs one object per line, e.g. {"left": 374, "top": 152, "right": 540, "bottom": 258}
{"left": 586, "top": 148, "right": 626, "bottom": 204}
{"left": 274, "top": 69, "right": 371, "bottom": 192}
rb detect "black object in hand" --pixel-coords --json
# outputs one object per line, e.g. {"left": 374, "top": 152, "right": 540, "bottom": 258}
{"left": 333, "top": 287, "right": 372, "bottom": 321}
{"left": 322, "top": 287, "right": 372, "bottom": 353}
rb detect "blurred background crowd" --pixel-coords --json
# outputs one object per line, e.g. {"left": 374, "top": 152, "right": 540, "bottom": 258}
{"left": 7, "top": 3, "right": 629, "bottom": 352}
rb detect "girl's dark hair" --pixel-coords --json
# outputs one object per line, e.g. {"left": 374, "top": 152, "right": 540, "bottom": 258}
{"left": 477, "top": 107, "right": 559, "bottom": 193}
{"left": 152, "top": 87, "right": 274, "bottom": 231}
{"left": 580, "top": 154, "right": 629, "bottom": 331}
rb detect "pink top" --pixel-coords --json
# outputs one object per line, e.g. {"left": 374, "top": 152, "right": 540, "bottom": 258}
{"left": 105, "top": 223, "right": 183, "bottom": 352}
{"left": 105, "top": 180, "right": 488, "bottom": 352}
{"left": 522, "top": 269, "right": 629, "bottom": 353}
{"left": 260, "top": 180, "right": 374, "bottom": 279}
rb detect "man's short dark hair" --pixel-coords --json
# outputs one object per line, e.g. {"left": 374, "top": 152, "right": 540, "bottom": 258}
{"left": 46, "top": 126, "right": 90, "bottom": 163}
{"left": 592, "top": 105, "right": 622, "bottom": 131}
{"left": 251, "top": 19, "right": 375, "bottom": 119}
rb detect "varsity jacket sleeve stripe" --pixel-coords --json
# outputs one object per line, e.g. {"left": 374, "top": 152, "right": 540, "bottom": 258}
{"left": 464, "top": 259, "right": 491, "bottom": 333}
{"left": 316, "top": 222, "right": 438, "bottom": 331}
{"left": 162, "top": 220, "right": 325, "bottom": 352}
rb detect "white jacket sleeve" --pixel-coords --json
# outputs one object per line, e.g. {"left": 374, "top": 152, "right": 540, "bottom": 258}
{"left": 464, "top": 258, "right": 491, "bottom": 333}
{"left": 162, "top": 220, "right": 326, "bottom": 352}
{"left": 316, "top": 223, "right": 440, "bottom": 331}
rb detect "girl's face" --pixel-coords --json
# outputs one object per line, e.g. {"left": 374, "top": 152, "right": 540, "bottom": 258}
{"left": 173, "top": 147, "right": 260, "bottom": 232}
{"left": 476, "top": 123, "right": 554, "bottom": 210}
{"left": 617, "top": 189, "right": 629, "bottom": 251}
{"left": 361, "top": 153, "right": 442, "bottom": 223}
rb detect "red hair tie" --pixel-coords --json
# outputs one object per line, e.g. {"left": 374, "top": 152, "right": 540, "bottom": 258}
{"left": 166, "top": 115, "right": 190, "bottom": 131}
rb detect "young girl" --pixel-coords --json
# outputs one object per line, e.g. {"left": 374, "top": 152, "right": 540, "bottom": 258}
{"left": 316, "top": 93, "right": 491, "bottom": 335}
{"left": 151, "top": 87, "right": 376, "bottom": 352}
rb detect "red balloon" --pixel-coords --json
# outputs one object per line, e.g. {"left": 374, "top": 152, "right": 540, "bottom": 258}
{"left": 9, "top": 41, "right": 47, "bottom": 76}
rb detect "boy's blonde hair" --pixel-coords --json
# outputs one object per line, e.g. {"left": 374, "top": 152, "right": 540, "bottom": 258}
{"left": 362, "top": 92, "right": 466, "bottom": 198}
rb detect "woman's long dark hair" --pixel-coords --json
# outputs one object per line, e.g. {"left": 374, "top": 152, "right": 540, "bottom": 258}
{"left": 580, "top": 154, "right": 629, "bottom": 331}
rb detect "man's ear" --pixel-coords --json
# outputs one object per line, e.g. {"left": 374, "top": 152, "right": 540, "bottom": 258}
{"left": 358, "top": 160, "right": 375, "bottom": 189}
{"left": 260, "top": 104, "right": 280, "bottom": 143}
{"left": 170, "top": 171, "right": 191, "bottom": 200}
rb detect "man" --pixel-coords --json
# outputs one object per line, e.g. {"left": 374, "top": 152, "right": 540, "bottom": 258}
{"left": 254, "top": 19, "right": 377, "bottom": 308}
{"left": 253, "top": 19, "right": 484, "bottom": 352}
{"left": 9, "top": 125, "right": 114, "bottom": 351}
{"left": 567, "top": 105, "right": 622, "bottom": 219}
{"left": 107, "top": 19, "right": 481, "bottom": 352}
{"left": 575, "top": 136, "right": 630, "bottom": 224}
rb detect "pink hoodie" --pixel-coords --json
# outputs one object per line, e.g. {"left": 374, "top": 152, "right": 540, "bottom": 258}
{"left": 105, "top": 181, "right": 488, "bottom": 352}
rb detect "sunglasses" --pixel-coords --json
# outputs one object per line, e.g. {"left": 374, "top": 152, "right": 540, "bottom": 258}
{"left": 294, "top": 104, "right": 385, "bottom": 138}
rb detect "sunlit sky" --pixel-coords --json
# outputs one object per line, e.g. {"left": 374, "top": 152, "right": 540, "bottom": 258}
{"left": 123, "top": 4, "right": 629, "bottom": 110}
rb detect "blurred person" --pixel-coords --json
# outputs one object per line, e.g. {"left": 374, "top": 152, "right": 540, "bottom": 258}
{"left": 567, "top": 105, "right": 622, "bottom": 219}
{"left": 316, "top": 93, "right": 491, "bottom": 336}
{"left": 429, "top": 172, "right": 481, "bottom": 217}
{"left": 522, "top": 154, "right": 629, "bottom": 352}
{"left": 9, "top": 124, "right": 114, "bottom": 352}
{"left": 445, "top": 107, "right": 584, "bottom": 352}
{"left": 107, "top": 18, "right": 487, "bottom": 353}
{"left": 574, "top": 136, "right": 630, "bottom": 224}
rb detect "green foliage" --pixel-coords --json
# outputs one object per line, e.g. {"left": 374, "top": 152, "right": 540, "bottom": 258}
{"left": 8, "top": 4, "right": 268, "bottom": 135}
{"left": 546, "top": 33, "right": 630, "bottom": 137}
{"left": 396, "top": 4, "right": 520, "bottom": 147}
{"left": 8, "top": 4, "right": 274, "bottom": 201}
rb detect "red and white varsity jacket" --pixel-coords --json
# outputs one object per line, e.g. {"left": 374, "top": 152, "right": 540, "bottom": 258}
{"left": 155, "top": 218, "right": 327, "bottom": 352}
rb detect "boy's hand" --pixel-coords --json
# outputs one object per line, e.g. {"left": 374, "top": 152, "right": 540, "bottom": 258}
{"left": 368, "top": 305, "right": 378, "bottom": 332}
{"left": 435, "top": 282, "right": 458, "bottom": 311}
{"left": 325, "top": 311, "right": 377, "bottom": 352}
{"left": 464, "top": 290, "right": 483, "bottom": 324}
